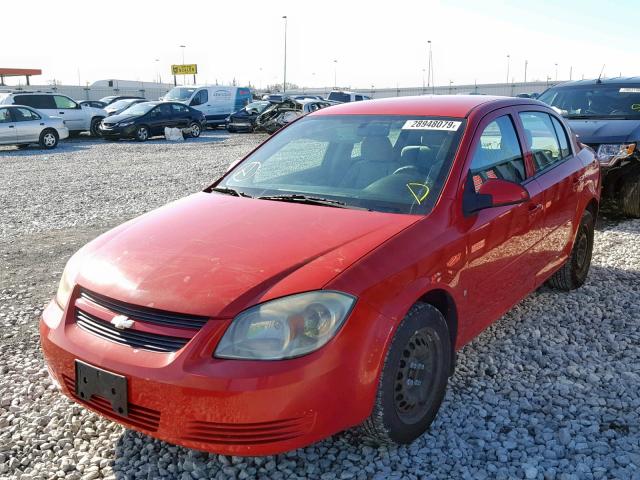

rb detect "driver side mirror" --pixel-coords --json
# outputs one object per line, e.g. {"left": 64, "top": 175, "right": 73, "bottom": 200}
{"left": 463, "top": 177, "right": 530, "bottom": 215}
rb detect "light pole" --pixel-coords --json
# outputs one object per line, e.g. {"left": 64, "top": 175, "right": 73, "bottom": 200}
{"left": 282, "top": 16, "right": 287, "bottom": 93}
{"left": 179, "top": 45, "right": 186, "bottom": 85}
{"left": 155, "top": 58, "right": 160, "bottom": 84}
{"left": 506, "top": 54, "right": 510, "bottom": 84}
{"left": 449, "top": 80, "right": 453, "bottom": 94}
{"left": 555, "top": 63, "right": 558, "bottom": 81}
{"left": 524, "top": 59, "right": 528, "bottom": 83}
{"left": 333, "top": 59, "right": 338, "bottom": 88}
{"left": 422, "top": 68, "right": 426, "bottom": 93}
{"left": 427, "top": 40, "right": 432, "bottom": 90}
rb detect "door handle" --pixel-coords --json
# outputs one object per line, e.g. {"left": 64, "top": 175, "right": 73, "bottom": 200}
{"left": 59, "top": 112, "right": 65, "bottom": 114}
{"left": 528, "top": 203, "right": 543, "bottom": 214}
{"left": 40, "top": 123, "right": 45, "bottom": 126}
{"left": 8, "top": 125, "right": 14, "bottom": 128}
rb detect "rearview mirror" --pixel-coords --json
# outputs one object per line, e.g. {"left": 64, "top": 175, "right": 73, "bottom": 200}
{"left": 464, "top": 178, "right": 530, "bottom": 215}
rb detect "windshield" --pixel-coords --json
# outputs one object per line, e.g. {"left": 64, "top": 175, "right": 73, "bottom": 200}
{"left": 245, "top": 101, "right": 270, "bottom": 113}
{"left": 538, "top": 84, "right": 640, "bottom": 119}
{"left": 164, "top": 87, "right": 197, "bottom": 101}
{"left": 121, "top": 103, "right": 155, "bottom": 116}
{"left": 217, "top": 115, "right": 465, "bottom": 215}
{"left": 328, "top": 92, "right": 351, "bottom": 102}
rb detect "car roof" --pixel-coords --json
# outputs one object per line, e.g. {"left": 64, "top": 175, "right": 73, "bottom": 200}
{"left": 552, "top": 76, "right": 640, "bottom": 88}
{"left": 313, "top": 95, "right": 534, "bottom": 118}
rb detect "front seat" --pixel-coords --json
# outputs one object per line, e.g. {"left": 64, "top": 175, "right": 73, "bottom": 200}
{"left": 340, "top": 136, "right": 395, "bottom": 188}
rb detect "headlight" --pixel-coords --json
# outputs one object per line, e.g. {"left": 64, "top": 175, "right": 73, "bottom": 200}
{"left": 596, "top": 143, "right": 635, "bottom": 166}
{"left": 118, "top": 121, "right": 134, "bottom": 127}
{"left": 215, "top": 291, "right": 356, "bottom": 360}
{"left": 55, "top": 253, "right": 82, "bottom": 309}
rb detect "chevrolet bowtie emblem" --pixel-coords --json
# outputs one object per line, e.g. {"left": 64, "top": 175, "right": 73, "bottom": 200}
{"left": 110, "top": 314, "right": 134, "bottom": 330}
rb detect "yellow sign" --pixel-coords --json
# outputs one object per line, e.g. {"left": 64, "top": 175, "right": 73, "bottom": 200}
{"left": 171, "top": 64, "right": 198, "bottom": 75}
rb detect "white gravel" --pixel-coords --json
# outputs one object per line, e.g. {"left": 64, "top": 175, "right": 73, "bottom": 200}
{"left": 1, "top": 133, "right": 639, "bottom": 479}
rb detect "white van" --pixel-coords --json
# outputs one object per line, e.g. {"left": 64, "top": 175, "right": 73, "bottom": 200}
{"left": 163, "top": 85, "right": 252, "bottom": 127}
{"left": 327, "top": 90, "right": 372, "bottom": 103}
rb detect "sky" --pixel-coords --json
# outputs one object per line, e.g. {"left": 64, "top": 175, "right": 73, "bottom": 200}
{"left": 2, "top": 0, "right": 639, "bottom": 89}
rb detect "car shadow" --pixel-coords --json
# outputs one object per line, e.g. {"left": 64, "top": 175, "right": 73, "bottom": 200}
{"left": 106, "top": 258, "right": 639, "bottom": 478}
{"left": 0, "top": 141, "right": 95, "bottom": 156}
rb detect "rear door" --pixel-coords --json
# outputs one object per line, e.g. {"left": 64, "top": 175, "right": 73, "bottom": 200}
{"left": 515, "top": 108, "right": 584, "bottom": 281}
{"left": 170, "top": 103, "right": 191, "bottom": 128}
{"left": 12, "top": 107, "right": 44, "bottom": 142}
{"left": 0, "top": 108, "right": 17, "bottom": 144}
{"left": 458, "top": 109, "right": 545, "bottom": 339}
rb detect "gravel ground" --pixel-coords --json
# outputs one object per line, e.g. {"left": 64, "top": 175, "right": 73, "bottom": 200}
{"left": 1, "top": 133, "right": 639, "bottom": 479}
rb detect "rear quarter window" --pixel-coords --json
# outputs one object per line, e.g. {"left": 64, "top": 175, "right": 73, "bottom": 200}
{"left": 14, "top": 95, "right": 55, "bottom": 109}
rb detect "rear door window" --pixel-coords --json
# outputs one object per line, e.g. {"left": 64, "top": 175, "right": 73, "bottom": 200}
{"left": 13, "top": 107, "right": 41, "bottom": 121}
{"left": 519, "top": 112, "right": 563, "bottom": 172}
{"left": 550, "top": 116, "right": 571, "bottom": 159}
{"left": 469, "top": 115, "right": 526, "bottom": 191}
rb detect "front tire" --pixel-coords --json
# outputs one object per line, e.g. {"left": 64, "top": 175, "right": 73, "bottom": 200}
{"left": 547, "top": 209, "right": 594, "bottom": 290}
{"left": 39, "top": 129, "right": 59, "bottom": 149}
{"left": 134, "top": 125, "right": 149, "bottom": 142}
{"left": 90, "top": 117, "right": 103, "bottom": 137}
{"left": 620, "top": 174, "right": 640, "bottom": 218}
{"left": 362, "top": 303, "right": 451, "bottom": 445}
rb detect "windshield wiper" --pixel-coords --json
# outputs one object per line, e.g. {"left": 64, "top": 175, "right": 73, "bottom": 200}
{"left": 209, "top": 186, "right": 252, "bottom": 198}
{"left": 257, "top": 194, "right": 368, "bottom": 210}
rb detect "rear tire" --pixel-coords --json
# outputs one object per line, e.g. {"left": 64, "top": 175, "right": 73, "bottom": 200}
{"left": 90, "top": 117, "right": 103, "bottom": 137}
{"left": 134, "top": 125, "right": 149, "bottom": 142}
{"left": 620, "top": 174, "right": 640, "bottom": 218}
{"left": 547, "top": 209, "right": 594, "bottom": 290}
{"left": 361, "top": 303, "right": 451, "bottom": 445}
{"left": 188, "top": 122, "right": 201, "bottom": 138}
{"left": 39, "top": 129, "right": 59, "bottom": 149}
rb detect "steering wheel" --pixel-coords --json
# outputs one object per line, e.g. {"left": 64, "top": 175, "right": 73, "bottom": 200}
{"left": 392, "top": 165, "right": 421, "bottom": 176}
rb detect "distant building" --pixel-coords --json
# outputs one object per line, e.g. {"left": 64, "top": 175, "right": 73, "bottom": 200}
{"left": 91, "top": 79, "right": 173, "bottom": 89}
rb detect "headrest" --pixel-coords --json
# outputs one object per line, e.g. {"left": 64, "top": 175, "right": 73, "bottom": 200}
{"left": 401, "top": 146, "right": 434, "bottom": 165}
{"left": 362, "top": 136, "right": 393, "bottom": 162}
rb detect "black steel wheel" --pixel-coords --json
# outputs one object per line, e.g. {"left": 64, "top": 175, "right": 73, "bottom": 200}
{"left": 361, "top": 303, "right": 451, "bottom": 445}
{"left": 547, "top": 209, "right": 594, "bottom": 290}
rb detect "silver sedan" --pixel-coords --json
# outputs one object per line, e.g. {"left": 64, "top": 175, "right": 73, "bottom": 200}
{"left": 0, "top": 105, "right": 69, "bottom": 149}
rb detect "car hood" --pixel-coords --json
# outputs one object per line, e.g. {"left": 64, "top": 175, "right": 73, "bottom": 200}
{"left": 74, "top": 192, "right": 419, "bottom": 318}
{"left": 567, "top": 118, "right": 640, "bottom": 144}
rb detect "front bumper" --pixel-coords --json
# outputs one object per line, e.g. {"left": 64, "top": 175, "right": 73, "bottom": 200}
{"left": 98, "top": 124, "right": 135, "bottom": 139}
{"left": 40, "top": 294, "right": 387, "bottom": 455}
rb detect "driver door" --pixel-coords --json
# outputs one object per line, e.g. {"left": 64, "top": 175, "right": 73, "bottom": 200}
{"left": 458, "top": 110, "right": 545, "bottom": 340}
{"left": 53, "top": 95, "right": 85, "bottom": 131}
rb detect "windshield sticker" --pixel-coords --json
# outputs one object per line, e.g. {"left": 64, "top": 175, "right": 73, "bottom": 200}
{"left": 402, "top": 119, "right": 461, "bottom": 131}
{"left": 632, "top": 104, "right": 640, "bottom": 111}
{"left": 620, "top": 88, "right": 640, "bottom": 93}
{"left": 232, "top": 162, "right": 260, "bottom": 182}
{"left": 406, "top": 182, "right": 430, "bottom": 204}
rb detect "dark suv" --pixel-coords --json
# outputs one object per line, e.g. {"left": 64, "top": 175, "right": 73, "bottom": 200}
{"left": 538, "top": 78, "right": 640, "bottom": 217}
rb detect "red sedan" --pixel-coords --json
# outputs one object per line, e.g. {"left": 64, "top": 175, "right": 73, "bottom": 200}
{"left": 41, "top": 95, "right": 600, "bottom": 455}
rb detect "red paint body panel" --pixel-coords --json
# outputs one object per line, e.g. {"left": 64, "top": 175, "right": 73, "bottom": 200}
{"left": 41, "top": 96, "right": 601, "bottom": 455}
